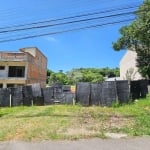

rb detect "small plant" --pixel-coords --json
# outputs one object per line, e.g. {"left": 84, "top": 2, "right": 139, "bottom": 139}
{"left": 112, "top": 101, "right": 120, "bottom": 108}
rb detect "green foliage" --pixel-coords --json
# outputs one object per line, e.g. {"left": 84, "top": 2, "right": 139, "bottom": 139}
{"left": 136, "top": 50, "right": 150, "bottom": 78}
{"left": 48, "top": 70, "right": 69, "bottom": 85}
{"left": 66, "top": 69, "right": 83, "bottom": 85}
{"left": 47, "top": 67, "right": 120, "bottom": 85}
{"left": 113, "top": 0, "right": 150, "bottom": 79}
{"left": 46, "top": 69, "right": 54, "bottom": 84}
{"left": 112, "top": 101, "right": 120, "bottom": 108}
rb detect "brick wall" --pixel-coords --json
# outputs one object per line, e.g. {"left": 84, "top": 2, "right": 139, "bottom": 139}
{"left": 0, "top": 48, "right": 47, "bottom": 88}
{"left": 23, "top": 48, "right": 47, "bottom": 87}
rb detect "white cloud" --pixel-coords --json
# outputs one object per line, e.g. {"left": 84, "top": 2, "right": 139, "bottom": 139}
{"left": 44, "top": 36, "right": 57, "bottom": 42}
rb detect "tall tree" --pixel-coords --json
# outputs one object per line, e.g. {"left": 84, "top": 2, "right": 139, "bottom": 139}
{"left": 113, "top": 0, "right": 150, "bottom": 79}
{"left": 66, "top": 69, "right": 83, "bottom": 85}
{"left": 46, "top": 69, "right": 54, "bottom": 84}
{"left": 48, "top": 70, "right": 69, "bottom": 85}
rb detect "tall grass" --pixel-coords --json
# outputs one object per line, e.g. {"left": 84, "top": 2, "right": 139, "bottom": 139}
{"left": 0, "top": 95, "right": 150, "bottom": 141}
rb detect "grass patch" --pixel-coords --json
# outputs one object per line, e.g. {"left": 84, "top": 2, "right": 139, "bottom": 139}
{"left": 0, "top": 95, "right": 150, "bottom": 141}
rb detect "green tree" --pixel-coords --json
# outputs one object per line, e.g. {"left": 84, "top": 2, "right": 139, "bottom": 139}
{"left": 48, "top": 70, "right": 69, "bottom": 85}
{"left": 46, "top": 69, "right": 54, "bottom": 84}
{"left": 113, "top": 0, "right": 150, "bottom": 79}
{"left": 66, "top": 69, "right": 83, "bottom": 85}
{"left": 47, "top": 67, "right": 120, "bottom": 85}
{"left": 66, "top": 67, "right": 119, "bottom": 83}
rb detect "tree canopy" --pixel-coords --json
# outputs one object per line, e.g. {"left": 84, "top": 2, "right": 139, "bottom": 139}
{"left": 47, "top": 67, "right": 120, "bottom": 85}
{"left": 113, "top": 0, "right": 150, "bottom": 79}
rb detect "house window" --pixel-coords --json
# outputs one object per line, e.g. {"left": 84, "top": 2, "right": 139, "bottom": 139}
{"left": 8, "top": 66, "right": 25, "bottom": 77}
{"left": 0, "top": 66, "right": 5, "bottom": 70}
{"left": 0, "top": 84, "right": 3, "bottom": 88}
{"left": 7, "top": 84, "right": 14, "bottom": 88}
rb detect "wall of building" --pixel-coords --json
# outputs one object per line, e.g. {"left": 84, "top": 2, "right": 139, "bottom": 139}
{"left": 0, "top": 66, "right": 7, "bottom": 77}
{"left": 120, "top": 50, "right": 143, "bottom": 80}
{"left": 21, "top": 47, "right": 47, "bottom": 87}
{"left": 0, "top": 61, "right": 27, "bottom": 88}
{"left": 0, "top": 47, "right": 47, "bottom": 88}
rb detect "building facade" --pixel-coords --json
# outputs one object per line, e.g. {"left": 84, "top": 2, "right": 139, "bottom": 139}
{"left": 120, "top": 50, "right": 143, "bottom": 80}
{"left": 0, "top": 47, "right": 47, "bottom": 88}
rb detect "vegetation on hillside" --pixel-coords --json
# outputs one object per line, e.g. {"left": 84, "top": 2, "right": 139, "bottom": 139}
{"left": 47, "top": 67, "right": 120, "bottom": 85}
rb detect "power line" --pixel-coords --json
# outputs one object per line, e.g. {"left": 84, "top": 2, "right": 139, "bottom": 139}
{"left": 0, "top": 11, "right": 136, "bottom": 34}
{"left": 0, "top": 0, "right": 142, "bottom": 32}
{"left": 0, "top": 4, "right": 138, "bottom": 31}
{"left": 0, "top": 1, "right": 144, "bottom": 43}
{"left": 0, "top": 0, "right": 139, "bottom": 15}
{"left": 0, "top": 18, "right": 135, "bottom": 43}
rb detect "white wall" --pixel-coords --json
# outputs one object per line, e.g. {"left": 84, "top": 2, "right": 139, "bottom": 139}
{"left": 120, "top": 51, "right": 143, "bottom": 80}
{"left": 0, "top": 66, "right": 8, "bottom": 78}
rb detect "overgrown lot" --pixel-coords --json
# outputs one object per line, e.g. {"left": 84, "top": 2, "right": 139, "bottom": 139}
{"left": 0, "top": 95, "right": 150, "bottom": 141}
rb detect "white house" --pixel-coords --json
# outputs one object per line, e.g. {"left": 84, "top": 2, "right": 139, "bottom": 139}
{"left": 120, "top": 50, "right": 143, "bottom": 80}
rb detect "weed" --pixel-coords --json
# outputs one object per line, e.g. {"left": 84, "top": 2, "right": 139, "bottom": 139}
{"left": 0, "top": 95, "right": 150, "bottom": 141}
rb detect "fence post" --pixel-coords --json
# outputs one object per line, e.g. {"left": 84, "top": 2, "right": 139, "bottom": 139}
{"left": 31, "top": 100, "right": 33, "bottom": 106}
{"left": 115, "top": 80, "right": 119, "bottom": 103}
{"left": 73, "top": 97, "right": 75, "bottom": 105}
{"left": 9, "top": 94, "right": 12, "bottom": 107}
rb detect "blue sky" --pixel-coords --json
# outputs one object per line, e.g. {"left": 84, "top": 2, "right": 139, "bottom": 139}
{"left": 0, "top": 0, "right": 143, "bottom": 72}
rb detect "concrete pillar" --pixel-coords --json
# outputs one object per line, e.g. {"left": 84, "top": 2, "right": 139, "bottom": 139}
{"left": 3, "top": 83, "right": 7, "bottom": 88}
{"left": 148, "top": 86, "right": 150, "bottom": 93}
{"left": 25, "top": 64, "right": 28, "bottom": 79}
{"left": 5, "top": 65, "right": 9, "bottom": 77}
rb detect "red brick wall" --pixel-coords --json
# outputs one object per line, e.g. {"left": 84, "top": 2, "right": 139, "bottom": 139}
{"left": 0, "top": 52, "right": 27, "bottom": 60}
{"left": 26, "top": 48, "right": 47, "bottom": 87}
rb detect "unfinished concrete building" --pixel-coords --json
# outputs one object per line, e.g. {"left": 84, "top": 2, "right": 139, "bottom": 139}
{"left": 0, "top": 47, "right": 47, "bottom": 88}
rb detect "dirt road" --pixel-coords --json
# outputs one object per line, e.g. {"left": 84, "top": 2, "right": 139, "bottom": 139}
{"left": 0, "top": 137, "right": 150, "bottom": 150}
